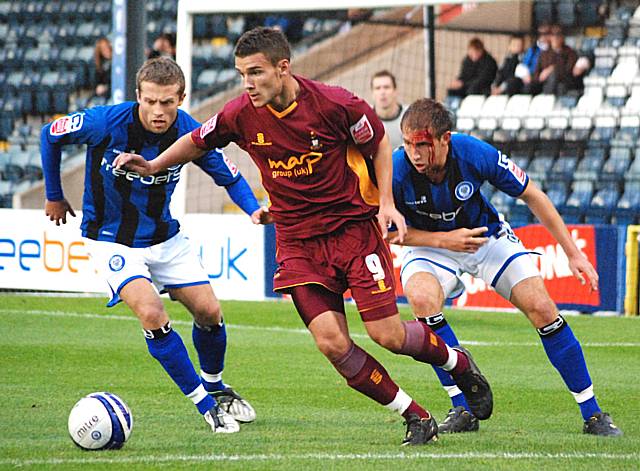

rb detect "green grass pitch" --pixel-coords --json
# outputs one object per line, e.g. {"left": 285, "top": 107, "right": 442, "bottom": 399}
{"left": 1, "top": 294, "right": 639, "bottom": 470}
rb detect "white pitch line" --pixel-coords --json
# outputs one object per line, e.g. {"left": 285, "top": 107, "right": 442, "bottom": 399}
{"left": 1, "top": 451, "right": 639, "bottom": 467}
{"left": 1, "top": 308, "right": 640, "bottom": 348}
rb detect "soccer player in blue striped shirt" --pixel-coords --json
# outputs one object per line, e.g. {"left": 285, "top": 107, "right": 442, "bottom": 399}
{"left": 389, "top": 98, "right": 621, "bottom": 437}
{"left": 40, "top": 57, "right": 269, "bottom": 434}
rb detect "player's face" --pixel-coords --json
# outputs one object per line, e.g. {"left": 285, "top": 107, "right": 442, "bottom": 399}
{"left": 402, "top": 127, "right": 451, "bottom": 180}
{"left": 235, "top": 53, "right": 288, "bottom": 108}
{"left": 371, "top": 76, "right": 397, "bottom": 110}
{"left": 136, "top": 81, "right": 185, "bottom": 134}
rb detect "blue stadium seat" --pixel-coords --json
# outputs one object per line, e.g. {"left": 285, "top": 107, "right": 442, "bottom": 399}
{"left": 601, "top": 146, "right": 633, "bottom": 182}
{"left": 526, "top": 153, "right": 555, "bottom": 185}
{"left": 560, "top": 180, "right": 595, "bottom": 223}
{"left": 535, "top": 0, "right": 555, "bottom": 26}
{"left": 545, "top": 181, "right": 569, "bottom": 208}
{"left": 613, "top": 181, "right": 640, "bottom": 224}
{"left": 0, "top": 180, "right": 13, "bottom": 208}
{"left": 510, "top": 198, "right": 532, "bottom": 226}
{"left": 548, "top": 154, "right": 579, "bottom": 182}
{"left": 557, "top": 0, "right": 577, "bottom": 27}
{"left": 574, "top": 147, "right": 607, "bottom": 180}
{"left": 586, "top": 183, "right": 621, "bottom": 224}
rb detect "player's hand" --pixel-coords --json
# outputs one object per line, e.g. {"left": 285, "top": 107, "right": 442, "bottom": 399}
{"left": 568, "top": 253, "right": 599, "bottom": 291}
{"left": 377, "top": 204, "right": 406, "bottom": 243}
{"left": 113, "top": 153, "right": 154, "bottom": 176}
{"left": 251, "top": 206, "right": 273, "bottom": 225}
{"left": 441, "top": 227, "right": 489, "bottom": 253}
{"left": 45, "top": 199, "right": 76, "bottom": 226}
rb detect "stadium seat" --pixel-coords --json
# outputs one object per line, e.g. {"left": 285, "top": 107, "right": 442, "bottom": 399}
{"left": 586, "top": 183, "right": 621, "bottom": 224}
{"left": 556, "top": 0, "right": 577, "bottom": 27}
{"left": 0, "top": 180, "right": 13, "bottom": 208}
{"left": 561, "top": 180, "right": 595, "bottom": 223}
{"left": 545, "top": 181, "right": 569, "bottom": 208}
{"left": 613, "top": 181, "right": 640, "bottom": 224}
{"left": 527, "top": 94, "right": 555, "bottom": 118}
{"left": 509, "top": 198, "right": 532, "bottom": 226}
{"left": 590, "top": 115, "right": 618, "bottom": 144}
{"left": 548, "top": 153, "right": 579, "bottom": 183}
{"left": 564, "top": 115, "right": 592, "bottom": 143}
{"left": 526, "top": 152, "right": 555, "bottom": 185}
{"left": 601, "top": 146, "right": 633, "bottom": 182}
{"left": 457, "top": 95, "right": 485, "bottom": 120}
{"left": 574, "top": 146, "right": 607, "bottom": 181}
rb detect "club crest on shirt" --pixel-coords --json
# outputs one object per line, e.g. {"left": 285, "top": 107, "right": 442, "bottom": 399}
{"left": 349, "top": 115, "right": 374, "bottom": 144}
{"left": 200, "top": 114, "right": 217, "bottom": 139}
{"left": 108, "top": 255, "right": 125, "bottom": 272}
{"left": 309, "top": 131, "right": 322, "bottom": 151}
{"left": 251, "top": 132, "right": 272, "bottom": 146}
{"left": 50, "top": 113, "right": 84, "bottom": 136}
{"left": 455, "top": 181, "right": 474, "bottom": 201}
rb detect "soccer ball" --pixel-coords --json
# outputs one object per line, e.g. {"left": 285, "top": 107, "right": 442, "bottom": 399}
{"left": 67, "top": 392, "right": 133, "bottom": 450}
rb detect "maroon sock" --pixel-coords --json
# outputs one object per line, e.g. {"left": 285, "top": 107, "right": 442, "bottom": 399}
{"left": 331, "top": 343, "right": 399, "bottom": 406}
{"left": 450, "top": 349, "right": 470, "bottom": 377}
{"left": 399, "top": 320, "right": 450, "bottom": 366}
{"left": 401, "top": 401, "right": 430, "bottom": 421}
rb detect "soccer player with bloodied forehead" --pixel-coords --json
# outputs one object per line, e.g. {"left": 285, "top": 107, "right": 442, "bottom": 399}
{"left": 114, "top": 27, "right": 493, "bottom": 445}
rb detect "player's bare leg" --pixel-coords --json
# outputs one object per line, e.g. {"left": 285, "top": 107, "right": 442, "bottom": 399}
{"left": 510, "top": 276, "right": 621, "bottom": 436}
{"left": 364, "top": 312, "right": 493, "bottom": 420}
{"left": 404, "top": 272, "right": 479, "bottom": 433}
{"left": 170, "top": 284, "right": 256, "bottom": 423}
{"left": 121, "top": 279, "right": 238, "bottom": 433}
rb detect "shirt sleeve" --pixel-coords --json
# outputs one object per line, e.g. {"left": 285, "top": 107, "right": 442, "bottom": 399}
{"left": 341, "top": 92, "right": 385, "bottom": 158}
{"left": 190, "top": 103, "right": 239, "bottom": 151}
{"left": 475, "top": 139, "right": 529, "bottom": 197}
{"left": 40, "top": 108, "right": 106, "bottom": 201}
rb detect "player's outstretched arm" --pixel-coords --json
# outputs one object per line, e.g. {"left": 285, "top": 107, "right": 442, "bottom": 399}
{"left": 113, "top": 134, "right": 206, "bottom": 176}
{"left": 519, "top": 181, "right": 599, "bottom": 290}
{"left": 388, "top": 226, "right": 489, "bottom": 252}
{"left": 372, "top": 134, "right": 406, "bottom": 242}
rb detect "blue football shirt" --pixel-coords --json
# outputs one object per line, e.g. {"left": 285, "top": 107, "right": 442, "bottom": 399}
{"left": 392, "top": 133, "right": 529, "bottom": 237}
{"left": 41, "top": 102, "right": 242, "bottom": 247}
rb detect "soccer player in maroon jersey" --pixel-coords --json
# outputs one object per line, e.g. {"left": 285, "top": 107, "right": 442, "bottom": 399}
{"left": 114, "top": 26, "right": 492, "bottom": 445}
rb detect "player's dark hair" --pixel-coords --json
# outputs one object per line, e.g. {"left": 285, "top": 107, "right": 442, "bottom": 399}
{"left": 234, "top": 26, "right": 291, "bottom": 65}
{"left": 370, "top": 70, "right": 397, "bottom": 89}
{"left": 401, "top": 98, "right": 453, "bottom": 138}
{"left": 136, "top": 57, "right": 185, "bottom": 96}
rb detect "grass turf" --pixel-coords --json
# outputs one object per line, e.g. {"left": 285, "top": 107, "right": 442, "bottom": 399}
{"left": 0, "top": 295, "right": 638, "bottom": 470}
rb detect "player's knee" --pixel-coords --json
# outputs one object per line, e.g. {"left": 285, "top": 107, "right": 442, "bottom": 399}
{"left": 405, "top": 288, "right": 443, "bottom": 316}
{"left": 135, "top": 304, "right": 167, "bottom": 328}
{"left": 191, "top": 300, "right": 222, "bottom": 326}
{"left": 369, "top": 329, "right": 404, "bottom": 352}
{"left": 314, "top": 332, "right": 352, "bottom": 362}
{"left": 525, "top": 297, "right": 558, "bottom": 326}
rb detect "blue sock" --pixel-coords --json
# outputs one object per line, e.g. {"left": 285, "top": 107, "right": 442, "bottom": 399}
{"left": 539, "top": 316, "right": 600, "bottom": 421}
{"left": 192, "top": 321, "right": 227, "bottom": 392}
{"left": 422, "top": 314, "right": 471, "bottom": 411}
{"left": 146, "top": 326, "right": 215, "bottom": 415}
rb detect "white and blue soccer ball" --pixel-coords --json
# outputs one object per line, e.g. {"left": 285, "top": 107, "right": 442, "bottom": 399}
{"left": 68, "top": 392, "right": 133, "bottom": 450}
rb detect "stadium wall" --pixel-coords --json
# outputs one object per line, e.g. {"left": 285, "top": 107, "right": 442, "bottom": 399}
{"left": 2, "top": 210, "right": 630, "bottom": 314}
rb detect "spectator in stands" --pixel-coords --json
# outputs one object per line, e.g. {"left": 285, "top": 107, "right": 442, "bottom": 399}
{"left": 94, "top": 36, "right": 112, "bottom": 98}
{"left": 525, "top": 25, "right": 577, "bottom": 95}
{"left": 148, "top": 32, "right": 176, "bottom": 60}
{"left": 518, "top": 24, "right": 551, "bottom": 86}
{"left": 570, "top": 53, "right": 594, "bottom": 95}
{"left": 447, "top": 38, "right": 498, "bottom": 97}
{"left": 370, "top": 70, "right": 405, "bottom": 150}
{"left": 491, "top": 34, "right": 526, "bottom": 96}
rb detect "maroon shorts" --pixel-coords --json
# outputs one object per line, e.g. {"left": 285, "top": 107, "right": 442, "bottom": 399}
{"left": 273, "top": 219, "right": 398, "bottom": 321}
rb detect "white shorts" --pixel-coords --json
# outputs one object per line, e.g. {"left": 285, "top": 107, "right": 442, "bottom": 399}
{"left": 84, "top": 231, "right": 210, "bottom": 307}
{"left": 399, "top": 229, "right": 540, "bottom": 301}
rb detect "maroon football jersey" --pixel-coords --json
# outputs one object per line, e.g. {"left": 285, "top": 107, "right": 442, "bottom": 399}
{"left": 191, "top": 75, "right": 385, "bottom": 239}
